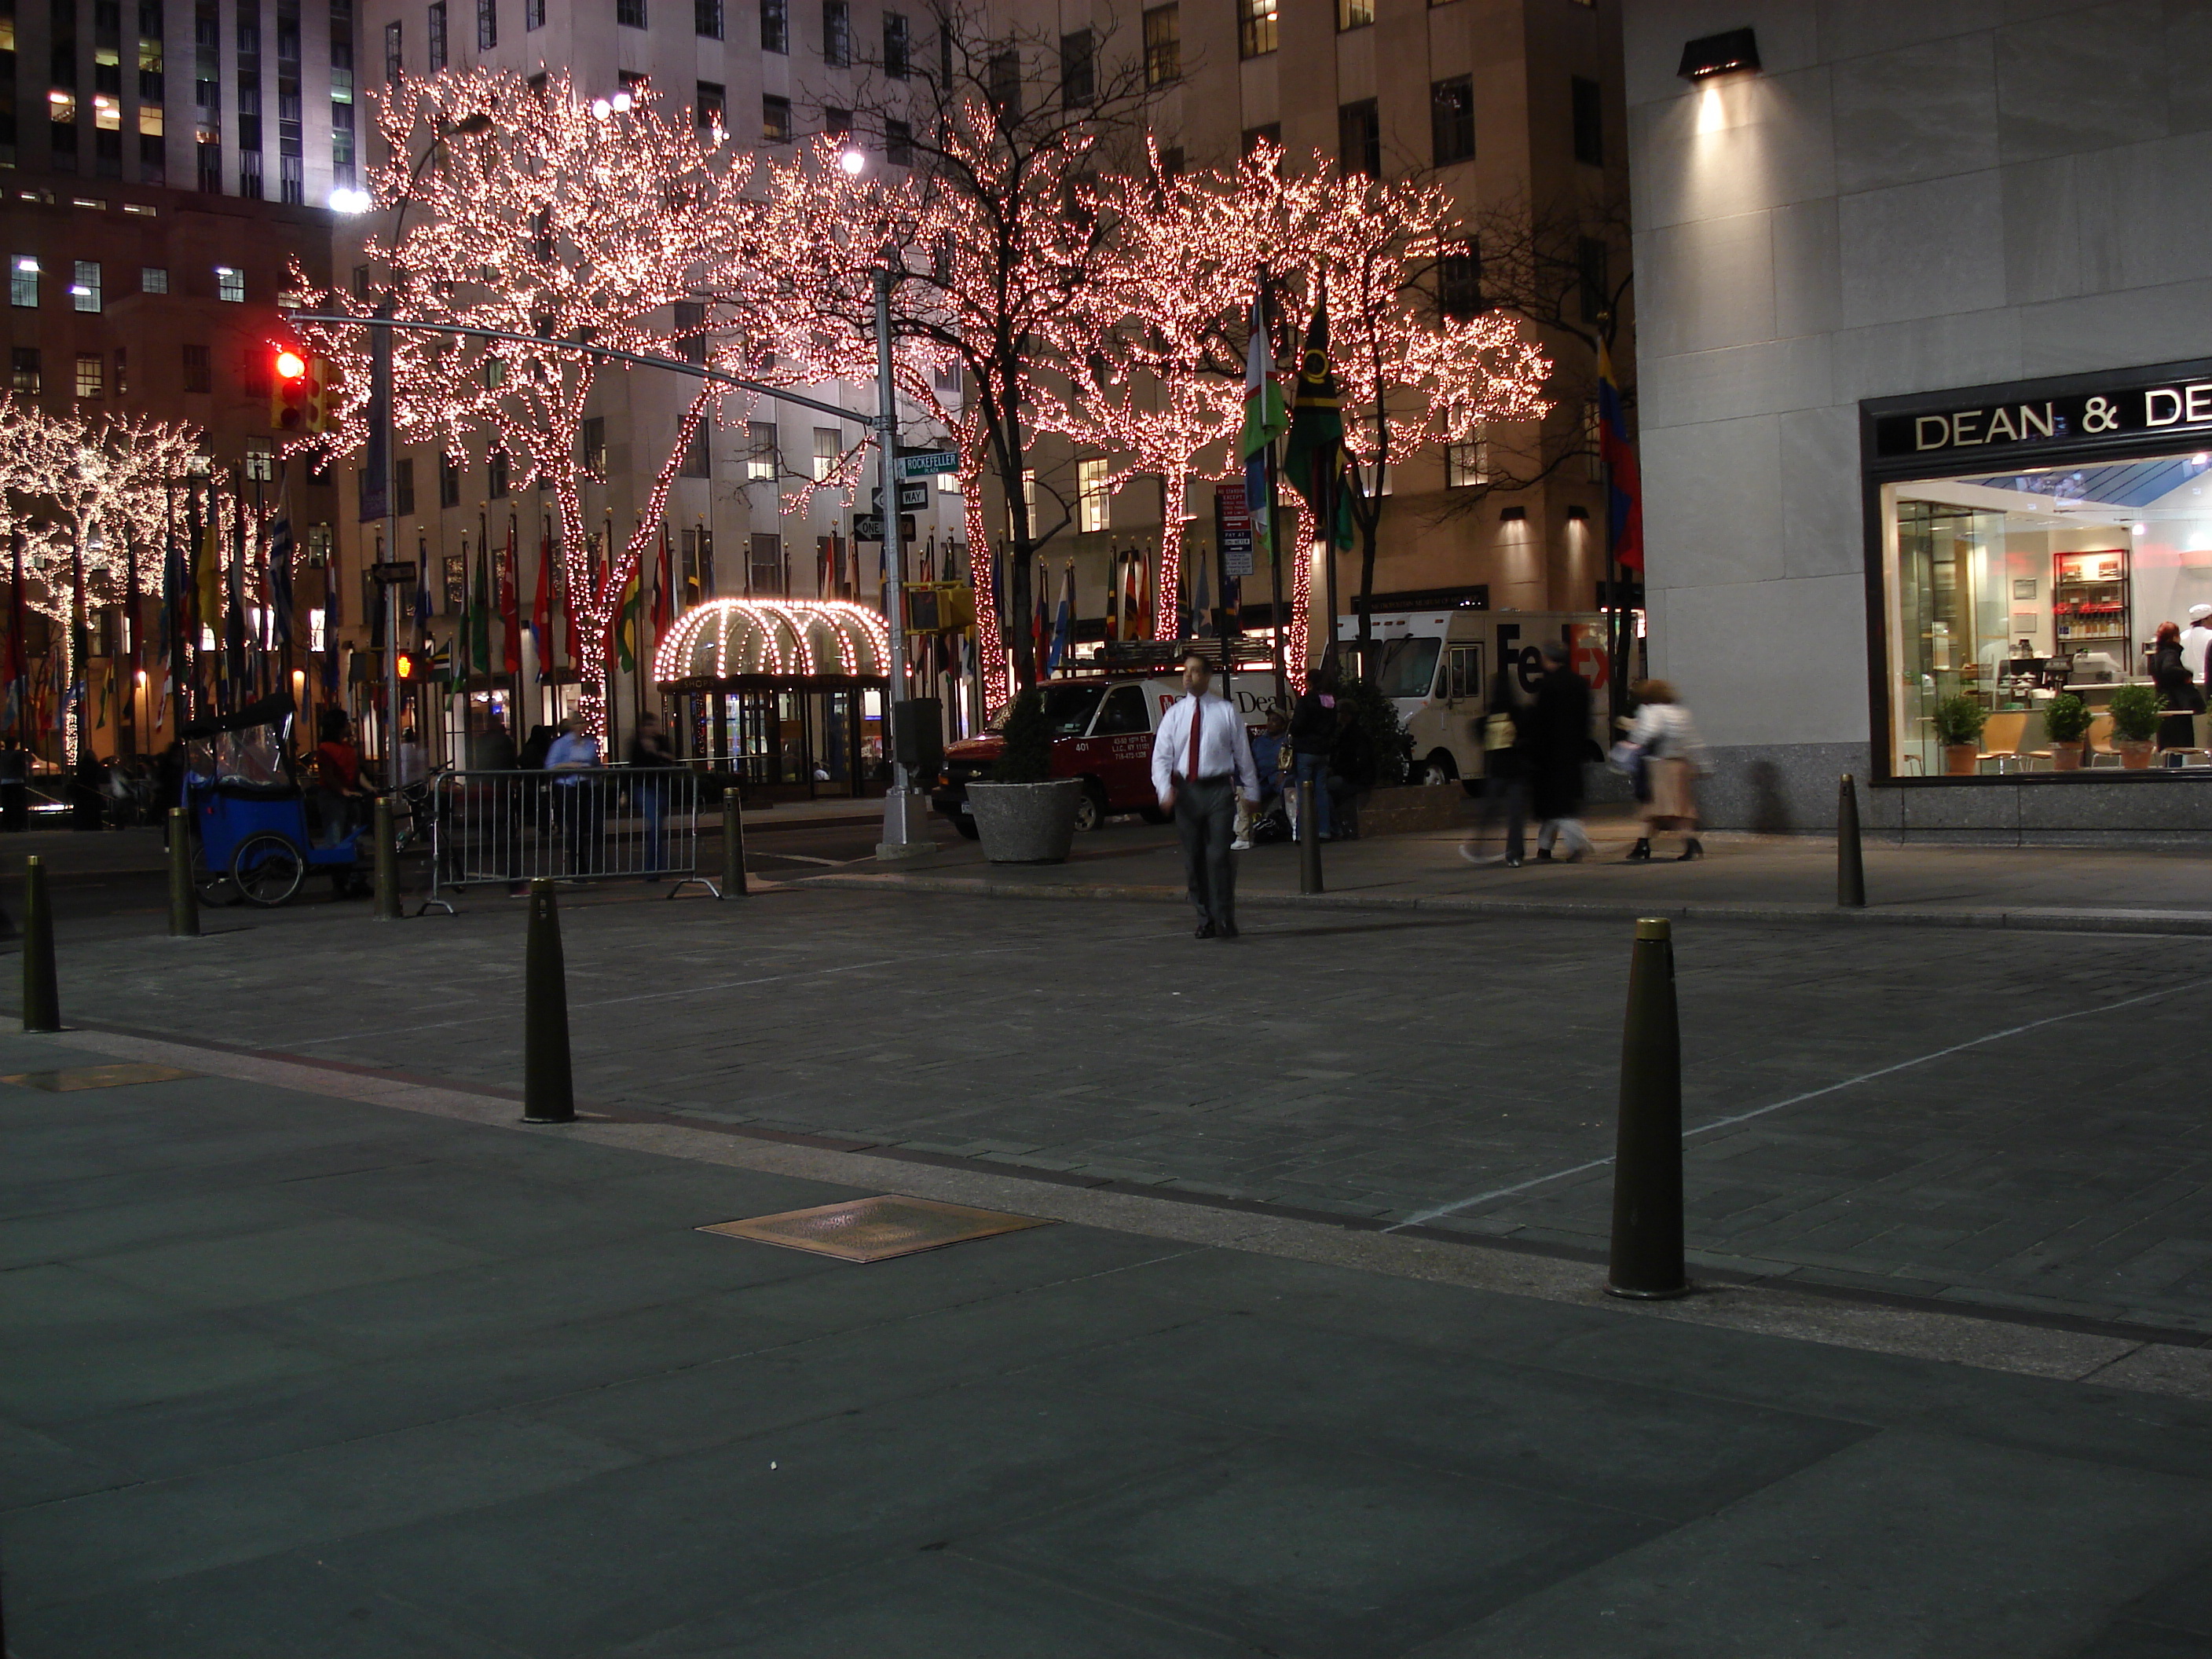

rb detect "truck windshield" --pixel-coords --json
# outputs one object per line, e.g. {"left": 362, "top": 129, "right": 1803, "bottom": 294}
{"left": 986, "top": 683, "right": 1108, "bottom": 735}
{"left": 1375, "top": 637, "right": 1442, "bottom": 699}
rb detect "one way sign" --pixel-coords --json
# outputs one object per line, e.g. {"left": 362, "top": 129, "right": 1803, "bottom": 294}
{"left": 873, "top": 483, "right": 930, "bottom": 511}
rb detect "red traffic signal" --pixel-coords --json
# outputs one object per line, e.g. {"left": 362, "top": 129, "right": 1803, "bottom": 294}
{"left": 270, "top": 346, "right": 310, "bottom": 431}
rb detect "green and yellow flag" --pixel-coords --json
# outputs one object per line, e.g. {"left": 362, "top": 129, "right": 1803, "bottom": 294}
{"left": 615, "top": 567, "right": 640, "bottom": 672}
{"left": 1281, "top": 285, "right": 1355, "bottom": 550}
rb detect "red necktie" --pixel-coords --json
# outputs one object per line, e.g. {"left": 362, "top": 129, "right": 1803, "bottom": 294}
{"left": 1185, "top": 695, "right": 1203, "bottom": 781}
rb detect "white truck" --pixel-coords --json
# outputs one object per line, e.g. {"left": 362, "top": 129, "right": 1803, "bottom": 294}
{"left": 1338, "top": 610, "right": 1635, "bottom": 787}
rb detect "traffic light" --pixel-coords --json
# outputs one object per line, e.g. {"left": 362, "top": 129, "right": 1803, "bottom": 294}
{"left": 303, "top": 355, "right": 332, "bottom": 434}
{"left": 395, "top": 650, "right": 416, "bottom": 680}
{"left": 270, "top": 347, "right": 309, "bottom": 432}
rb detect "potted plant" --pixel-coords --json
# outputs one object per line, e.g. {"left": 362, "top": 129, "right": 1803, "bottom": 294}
{"left": 2109, "top": 683, "right": 2160, "bottom": 768}
{"left": 964, "top": 688, "right": 1084, "bottom": 862}
{"left": 1932, "top": 695, "right": 1987, "bottom": 776}
{"left": 2042, "top": 693, "right": 2091, "bottom": 770}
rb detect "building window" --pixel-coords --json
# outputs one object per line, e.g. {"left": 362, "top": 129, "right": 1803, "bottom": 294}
{"left": 525, "top": 0, "right": 542, "bottom": 25}
{"left": 383, "top": 19, "right": 401, "bottom": 82}
{"left": 1237, "top": 0, "right": 1274, "bottom": 58}
{"left": 181, "top": 341, "right": 209, "bottom": 391}
{"left": 476, "top": 0, "right": 494, "bottom": 50}
{"left": 748, "top": 531, "right": 783, "bottom": 595}
{"left": 393, "top": 455, "right": 416, "bottom": 515}
{"left": 1571, "top": 75, "right": 1602, "bottom": 167}
{"left": 679, "top": 421, "right": 709, "bottom": 477}
{"left": 986, "top": 49, "right": 1019, "bottom": 118}
{"left": 884, "top": 117, "right": 910, "bottom": 165}
{"left": 1141, "top": 5, "right": 1177, "bottom": 86}
{"left": 1445, "top": 435, "right": 1488, "bottom": 488}
{"left": 488, "top": 449, "right": 507, "bottom": 496}
{"left": 10, "top": 348, "right": 40, "bottom": 394}
{"left": 937, "top": 468, "right": 961, "bottom": 494}
{"left": 10, "top": 256, "right": 38, "bottom": 308}
{"left": 760, "top": 0, "right": 785, "bottom": 52}
{"left": 761, "top": 94, "right": 789, "bottom": 141}
{"left": 244, "top": 439, "right": 275, "bottom": 482}
{"left": 1242, "top": 123, "right": 1279, "bottom": 159}
{"left": 1577, "top": 235, "right": 1608, "bottom": 324}
{"left": 746, "top": 421, "right": 776, "bottom": 481}
{"left": 1432, "top": 75, "right": 1473, "bottom": 165}
{"left": 695, "top": 0, "right": 720, "bottom": 38}
{"left": 881, "top": 11, "right": 906, "bottom": 77}
{"left": 823, "top": 104, "right": 851, "bottom": 138}
{"left": 438, "top": 449, "right": 460, "bottom": 507}
{"left": 811, "top": 427, "right": 840, "bottom": 482}
{"left": 1438, "top": 239, "right": 1480, "bottom": 318}
{"left": 1338, "top": 99, "right": 1377, "bottom": 178}
{"left": 673, "top": 300, "right": 706, "bottom": 364}
{"left": 580, "top": 416, "right": 606, "bottom": 477}
{"left": 243, "top": 345, "right": 271, "bottom": 398}
{"left": 1337, "top": 0, "right": 1372, "bottom": 28}
{"left": 215, "top": 264, "right": 244, "bottom": 301}
{"left": 1060, "top": 28, "right": 1092, "bottom": 108}
{"left": 695, "top": 79, "right": 724, "bottom": 132}
{"left": 1077, "top": 456, "right": 1108, "bottom": 533}
{"left": 68, "top": 259, "right": 98, "bottom": 312}
{"left": 141, "top": 265, "right": 167, "bottom": 293}
{"left": 821, "top": 0, "right": 848, "bottom": 64}
{"left": 425, "top": 2, "right": 445, "bottom": 71}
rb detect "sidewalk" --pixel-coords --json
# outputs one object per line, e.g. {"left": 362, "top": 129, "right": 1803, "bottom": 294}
{"left": 816, "top": 804, "right": 2212, "bottom": 934}
{"left": 9, "top": 1024, "right": 2212, "bottom": 1657}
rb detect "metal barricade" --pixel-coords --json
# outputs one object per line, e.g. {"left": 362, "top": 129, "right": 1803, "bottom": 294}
{"left": 419, "top": 767, "right": 719, "bottom": 910}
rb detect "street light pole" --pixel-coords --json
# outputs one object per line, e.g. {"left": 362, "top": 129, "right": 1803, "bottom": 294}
{"left": 873, "top": 264, "right": 931, "bottom": 860}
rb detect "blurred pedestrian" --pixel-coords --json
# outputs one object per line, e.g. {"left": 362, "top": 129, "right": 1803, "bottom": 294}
{"left": 1288, "top": 668, "right": 1339, "bottom": 843}
{"left": 1236, "top": 706, "right": 1289, "bottom": 850}
{"left": 1526, "top": 640, "right": 1594, "bottom": 862}
{"left": 546, "top": 716, "right": 606, "bottom": 876}
{"left": 311, "top": 709, "right": 366, "bottom": 849}
{"left": 628, "top": 711, "right": 678, "bottom": 879}
{"left": 1622, "top": 679, "right": 1705, "bottom": 862}
{"left": 1463, "top": 666, "right": 1527, "bottom": 867}
{"left": 1152, "top": 654, "right": 1261, "bottom": 939}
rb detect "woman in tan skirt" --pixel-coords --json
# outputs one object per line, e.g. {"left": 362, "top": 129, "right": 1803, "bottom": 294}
{"left": 1623, "top": 679, "right": 1704, "bottom": 862}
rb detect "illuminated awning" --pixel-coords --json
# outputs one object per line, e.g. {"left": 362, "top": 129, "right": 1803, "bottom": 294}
{"left": 653, "top": 598, "right": 892, "bottom": 687}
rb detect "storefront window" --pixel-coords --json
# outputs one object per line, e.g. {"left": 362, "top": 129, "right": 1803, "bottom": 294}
{"left": 1881, "top": 448, "right": 2212, "bottom": 775}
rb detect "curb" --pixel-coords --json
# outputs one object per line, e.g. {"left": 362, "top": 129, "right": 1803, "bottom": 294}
{"left": 801, "top": 870, "right": 2212, "bottom": 936}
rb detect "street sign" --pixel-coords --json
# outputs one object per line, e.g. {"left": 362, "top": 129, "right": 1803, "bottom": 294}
{"left": 855, "top": 514, "right": 885, "bottom": 542}
{"left": 1216, "top": 483, "right": 1254, "bottom": 578}
{"left": 895, "top": 448, "right": 959, "bottom": 479}
{"left": 369, "top": 561, "right": 418, "bottom": 583}
{"left": 872, "top": 483, "right": 930, "bottom": 511}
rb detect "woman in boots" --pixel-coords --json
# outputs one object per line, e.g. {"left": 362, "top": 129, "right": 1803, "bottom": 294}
{"left": 1624, "top": 680, "right": 1704, "bottom": 862}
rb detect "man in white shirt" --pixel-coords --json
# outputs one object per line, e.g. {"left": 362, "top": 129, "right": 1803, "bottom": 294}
{"left": 1151, "top": 655, "right": 1262, "bottom": 939}
{"left": 2182, "top": 603, "right": 2212, "bottom": 687}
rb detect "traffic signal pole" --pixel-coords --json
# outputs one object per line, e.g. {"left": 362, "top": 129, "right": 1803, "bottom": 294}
{"left": 873, "top": 266, "right": 931, "bottom": 862}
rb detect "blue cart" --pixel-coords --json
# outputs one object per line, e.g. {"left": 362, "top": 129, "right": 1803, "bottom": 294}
{"left": 183, "top": 694, "right": 370, "bottom": 906}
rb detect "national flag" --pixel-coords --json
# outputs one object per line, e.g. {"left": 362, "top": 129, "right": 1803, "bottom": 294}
{"left": 500, "top": 517, "right": 522, "bottom": 676}
{"left": 415, "top": 536, "right": 434, "bottom": 644}
{"left": 1031, "top": 562, "right": 1049, "bottom": 676}
{"left": 1046, "top": 561, "right": 1073, "bottom": 676}
{"left": 530, "top": 522, "right": 552, "bottom": 671}
{"left": 225, "top": 482, "right": 248, "bottom": 687}
{"left": 471, "top": 534, "right": 493, "bottom": 673}
{"left": 195, "top": 503, "right": 222, "bottom": 658}
{"left": 1127, "top": 548, "right": 1143, "bottom": 640}
{"left": 614, "top": 566, "right": 641, "bottom": 672}
{"left": 451, "top": 535, "right": 472, "bottom": 683}
{"left": 1598, "top": 338, "right": 1644, "bottom": 573}
{"left": 268, "top": 495, "right": 295, "bottom": 650}
{"left": 653, "top": 522, "right": 674, "bottom": 635}
{"left": 1104, "top": 544, "right": 1120, "bottom": 644}
{"left": 1240, "top": 279, "right": 1288, "bottom": 568}
{"left": 1282, "top": 284, "right": 1355, "bottom": 549}
{"left": 1191, "top": 551, "right": 1210, "bottom": 637}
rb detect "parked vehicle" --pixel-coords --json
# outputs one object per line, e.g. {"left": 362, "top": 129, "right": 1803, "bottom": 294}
{"left": 1340, "top": 610, "right": 1634, "bottom": 789}
{"left": 183, "top": 694, "right": 372, "bottom": 906}
{"left": 932, "top": 668, "right": 1285, "bottom": 837}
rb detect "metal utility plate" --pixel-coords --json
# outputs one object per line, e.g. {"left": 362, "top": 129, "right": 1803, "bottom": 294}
{"left": 1, "top": 1063, "right": 200, "bottom": 1092}
{"left": 698, "top": 1195, "right": 1050, "bottom": 1263}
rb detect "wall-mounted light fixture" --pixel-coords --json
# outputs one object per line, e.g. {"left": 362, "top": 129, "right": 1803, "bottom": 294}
{"left": 1678, "top": 27, "right": 1759, "bottom": 80}
{"left": 1500, "top": 506, "right": 1527, "bottom": 522}
{"left": 1566, "top": 505, "right": 1589, "bottom": 522}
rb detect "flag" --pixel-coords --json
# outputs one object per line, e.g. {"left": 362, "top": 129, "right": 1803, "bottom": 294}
{"left": 1104, "top": 544, "right": 1119, "bottom": 644}
{"left": 451, "top": 534, "right": 472, "bottom": 683}
{"left": 1240, "top": 281, "right": 1288, "bottom": 569}
{"left": 413, "top": 534, "right": 434, "bottom": 643}
{"left": 225, "top": 479, "right": 248, "bottom": 692}
{"left": 268, "top": 496, "right": 295, "bottom": 651}
{"left": 531, "top": 521, "right": 552, "bottom": 671}
{"left": 614, "top": 566, "right": 641, "bottom": 672}
{"left": 653, "top": 522, "right": 674, "bottom": 636}
{"left": 1031, "top": 562, "right": 1049, "bottom": 676}
{"left": 195, "top": 501, "right": 222, "bottom": 658}
{"left": 471, "top": 533, "right": 493, "bottom": 673}
{"left": 1598, "top": 338, "right": 1644, "bottom": 573}
{"left": 1191, "top": 551, "right": 1210, "bottom": 637}
{"left": 1282, "top": 284, "right": 1355, "bottom": 549}
{"left": 1126, "top": 548, "right": 1143, "bottom": 640}
{"left": 321, "top": 558, "right": 342, "bottom": 694}
{"left": 1046, "top": 561, "right": 1073, "bottom": 675}
{"left": 500, "top": 517, "right": 522, "bottom": 676}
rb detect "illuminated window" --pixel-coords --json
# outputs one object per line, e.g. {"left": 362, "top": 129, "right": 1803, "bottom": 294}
{"left": 811, "top": 427, "right": 840, "bottom": 482}
{"left": 11, "top": 348, "right": 40, "bottom": 394}
{"left": 746, "top": 421, "right": 776, "bottom": 480}
{"left": 214, "top": 263, "right": 244, "bottom": 301}
{"left": 75, "top": 352, "right": 104, "bottom": 397}
{"left": 1077, "top": 456, "right": 1109, "bottom": 533}
{"left": 1337, "top": 0, "right": 1372, "bottom": 28}
{"left": 9, "top": 257, "right": 37, "bottom": 309}
{"left": 1141, "top": 5, "right": 1177, "bottom": 86}
{"left": 72, "top": 258, "right": 101, "bottom": 311}
{"left": 1431, "top": 75, "right": 1473, "bottom": 165}
{"left": 1445, "top": 435, "right": 1489, "bottom": 488}
{"left": 1237, "top": 0, "right": 1274, "bottom": 57}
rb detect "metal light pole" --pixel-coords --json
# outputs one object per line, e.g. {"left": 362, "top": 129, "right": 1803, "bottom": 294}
{"left": 873, "top": 264, "right": 930, "bottom": 859}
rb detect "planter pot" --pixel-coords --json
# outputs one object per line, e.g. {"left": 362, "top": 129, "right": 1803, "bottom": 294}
{"left": 965, "top": 778, "right": 1084, "bottom": 864}
{"left": 2119, "top": 738, "right": 2157, "bottom": 770}
{"left": 1943, "top": 743, "right": 1980, "bottom": 777}
{"left": 2049, "top": 742, "right": 2085, "bottom": 771}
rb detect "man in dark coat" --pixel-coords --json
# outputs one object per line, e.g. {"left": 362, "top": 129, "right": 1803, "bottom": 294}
{"left": 1525, "top": 640, "right": 1593, "bottom": 861}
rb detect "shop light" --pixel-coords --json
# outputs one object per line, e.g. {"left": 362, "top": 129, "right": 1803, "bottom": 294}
{"left": 328, "top": 185, "right": 372, "bottom": 213}
{"left": 1566, "top": 505, "right": 1588, "bottom": 521}
{"left": 839, "top": 147, "right": 867, "bottom": 176}
{"left": 2133, "top": 522, "right": 2149, "bottom": 535}
{"left": 1678, "top": 27, "right": 1760, "bottom": 81}
{"left": 1499, "top": 505, "right": 1526, "bottom": 522}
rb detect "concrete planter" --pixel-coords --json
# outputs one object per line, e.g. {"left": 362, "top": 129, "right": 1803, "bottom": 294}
{"left": 1354, "top": 783, "right": 1468, "bottom": 837}
{"left": 966, "top": 778, "right": 1084, "bottom": 863}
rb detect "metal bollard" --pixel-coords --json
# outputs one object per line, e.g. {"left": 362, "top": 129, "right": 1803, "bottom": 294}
{"left": 373, "top": 796, "right": 400, "bottom": 921}
{"left": 1298, "top": 779, "right": 1324, "bottom": 895}
{"left": 21, "top": 856, "right": 59, "bottom": 1033}
{"left": 1837, "top": 773, "right": 1866, "bottom": 909}
{"left": 521, "top": 878, "right": 576, "bottom": 1123}
{"left": 720, "top": 787, "right": 747, "bottom": 899}
{"left": 167, "top": 808, "right": 200, "bottom": 938}
{"left": 1606, "top": 917, "right": 1688, "bottom": 1299}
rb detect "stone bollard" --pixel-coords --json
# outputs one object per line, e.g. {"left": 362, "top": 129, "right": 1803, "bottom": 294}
{"left": 1606, "top": 917, "right": 1688, "bottom": 1299}
{"left": 720, "top": 788, "right": 747, "bottom": 899}
{"left": 373, "top": 796, "right": 400, "bottom": 921}
{"left": 521, "top": 878, "right": 576, "bottom": 1123}
{"left": 167, "top": 808, "right": 200, "bottom": 938}
{"left": 1298, "top": 778, "right": 1324, "bottom": 895}
{"left": 21, "top": 856, "right": 59, "bottom": 1033}
{"left": 1837, "top": 773, "right": 1866, "bottom": 910}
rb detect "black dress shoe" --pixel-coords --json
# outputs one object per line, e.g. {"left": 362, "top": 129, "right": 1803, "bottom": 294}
{"left": 1195, "top": 921, "right": 1216, "bottom": 939}
{"left": 1535, "top": 848, "right": 1554, "bottom": 862}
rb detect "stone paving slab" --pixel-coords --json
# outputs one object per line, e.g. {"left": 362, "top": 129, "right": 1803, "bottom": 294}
{"left": 12, "top": 1030, "right": 2212, "bottom": 1656}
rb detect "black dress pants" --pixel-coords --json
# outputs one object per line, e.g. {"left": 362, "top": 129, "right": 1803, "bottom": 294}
{"left": 1174, "top": 774, "right": 1237, "bottom": 928}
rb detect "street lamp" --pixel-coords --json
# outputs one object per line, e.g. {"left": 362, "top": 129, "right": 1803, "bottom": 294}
{"left": 839, "top": 147, "right": 867, "bottom": 176}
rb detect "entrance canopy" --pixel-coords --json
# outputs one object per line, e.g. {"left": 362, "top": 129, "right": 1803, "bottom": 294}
{"left": 654, "top": 599, "right": 893, "bottom": 689}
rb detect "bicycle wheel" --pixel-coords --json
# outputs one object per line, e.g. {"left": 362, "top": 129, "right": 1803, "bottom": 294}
{"left": 231, "top": 833, "right": 306, "bottom": 907}
{"left": 192, "top": 868, "right": 241, "bottom": 906}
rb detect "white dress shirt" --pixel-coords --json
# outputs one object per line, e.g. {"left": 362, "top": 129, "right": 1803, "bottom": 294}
{"left": 1151, "top": 691, "right": 1262, "bottom": 804}
{"left": 2181, "top": 624, "right": 2212, "bottom": 683}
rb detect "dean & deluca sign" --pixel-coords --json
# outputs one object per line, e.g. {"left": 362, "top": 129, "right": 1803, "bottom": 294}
{"left": 1871, "top": 361, "right": 2212, "bottom": 463}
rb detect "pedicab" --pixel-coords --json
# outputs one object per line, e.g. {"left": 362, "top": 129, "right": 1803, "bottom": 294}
{"left": 182, "top": 694, "right": 372, "bottom": 906}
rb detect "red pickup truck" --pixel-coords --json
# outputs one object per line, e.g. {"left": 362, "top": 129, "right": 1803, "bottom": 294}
{"left": 932, "top": 672, "right": 1283, "bottom": 837}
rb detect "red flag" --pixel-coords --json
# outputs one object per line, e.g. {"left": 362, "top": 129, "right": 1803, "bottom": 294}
{"left": 500, "top": 516, "right": 522, "bottom": 675}
{"left": 1126, "top": 549, "right": 1142, "bottom": 639}
{"left": 531, "top": 520, "right": 552, "bottom": 672}
{"left": 653, "top": 522, "right": 674, "bottom": 634}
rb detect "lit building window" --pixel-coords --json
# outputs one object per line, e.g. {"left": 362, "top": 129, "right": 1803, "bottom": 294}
{"left": 72, "top": 259, "right": 101, "bottom": 312}
{"left": 215, "top": 264, "right": 244, "bottom": 301}
{"left": 746, "top": 422, "right": 777, "bottom": 480}
{"left": 1445, "top": 435, "right": 1489, "bottom": 488}
{"left": 811, "top": 427, "right": 840, "bottom": 482}
{"left": 1078, "top": 456, "right": 1109, "bottom": 532}
{"left": 75, "top": 352, "right": 104, "bottom": 398}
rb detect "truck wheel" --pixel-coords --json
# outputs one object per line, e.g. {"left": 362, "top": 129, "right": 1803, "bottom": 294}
{"left": 949, "top": 814, "right": 980, "bottom": 840}
{"left": 1418, "top": 751, "right": 1459, "bottom": 787}
{"left": 1074, "top": 780, "right": 1108, "bottom": 832}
